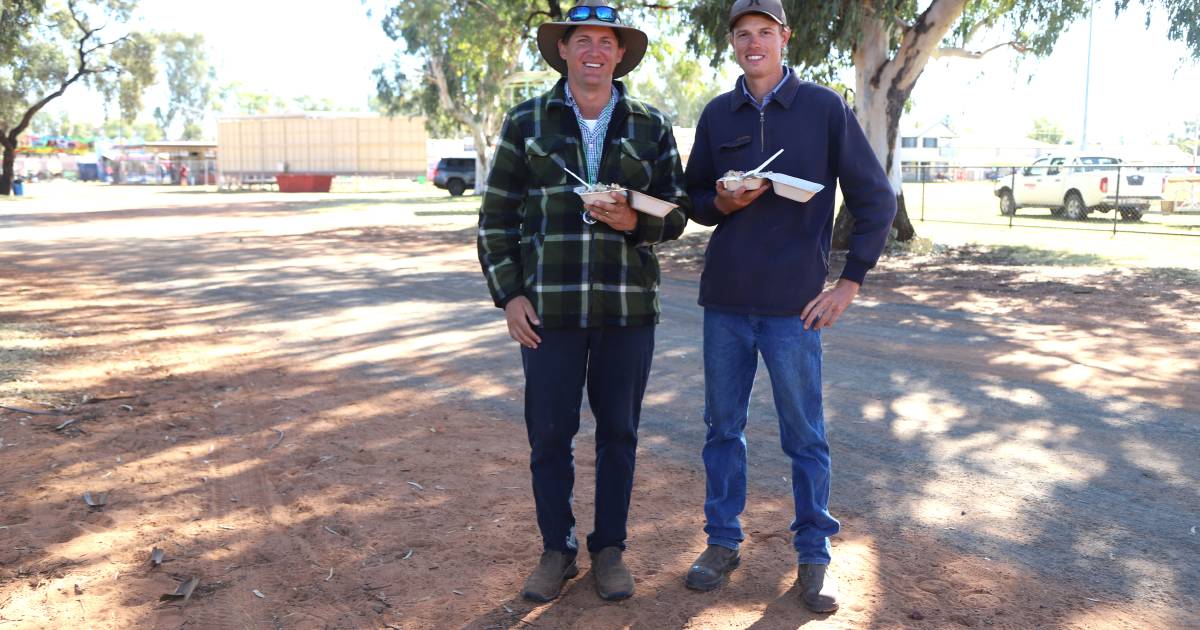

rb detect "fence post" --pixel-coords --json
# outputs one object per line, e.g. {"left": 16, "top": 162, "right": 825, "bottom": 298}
{"left": 1009, "top": 167, "right": 1016, "bottom": 229}
{"left": 1112, "top": 164, "right": 1122, "bottom": 236}
{"left": 920, "top": 164, "right": 926, "bottom": 222}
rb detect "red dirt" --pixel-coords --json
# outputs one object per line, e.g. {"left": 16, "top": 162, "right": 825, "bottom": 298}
{"left": 2, "top": 191, "right": 1196, "bottom": 629}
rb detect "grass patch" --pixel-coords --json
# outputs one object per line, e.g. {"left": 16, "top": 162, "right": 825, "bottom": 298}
{"left": 951, "top": 244, "right": 1113, "bottom": 267}
{"left": 0, "top": 323, "right": 58, "bottom": 397}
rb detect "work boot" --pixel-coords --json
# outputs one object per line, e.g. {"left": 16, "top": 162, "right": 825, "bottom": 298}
{"left": 684, "top": 544, "right": 740, "bottom": 591}
{"left": 796, "top": 563, "right": 839, "bottom": 613}
{"left": 520, "top": 550, "right": 578, "bottom": 602}
{"left": 590, "top": 547, "right": 634, "bottom": 601}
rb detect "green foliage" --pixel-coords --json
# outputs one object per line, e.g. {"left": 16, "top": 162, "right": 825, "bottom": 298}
{"left": 1, "top": 0, "right": 152, "bottom": 192}
{"left": 217, "top": 82, "right": 289, "bottom": 115}
{"left": 150, "top": 31, "right": 214, "bottom": 138}
{"left": 685, "top": 0, "right": 863, "bottom": 77}
{"left": 1170, "top": 118, "right": 1199, "bottom": 157}
{"left": 626, "top": 39, "right": 726, "bottom": 127}
{"left": 1027, "top": 116, "right": 1064, "bottom": 144}
{"left": 28, "top": 110, "right": 83, "bottom": 137}
{"left": 292, "top": 95, "right": 355, "bottom": 112}
{"left": 684, "top": 0, "right": 1200, "bottom": 76}
{"left": 374, "top": 0, "right": 549, "bottom": 139}
{"left": 102, "top": 117, "right": 162, "bottom": 141}
{"left": 94, "top": 30, "right": 157, "bottom": 125}
{"left": 0, "top": 0, "right": 49, "bottom": 63}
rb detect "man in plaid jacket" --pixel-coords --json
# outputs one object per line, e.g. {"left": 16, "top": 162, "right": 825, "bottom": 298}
{"left": 477, "top": 1, "right": 688, "bottom": 604}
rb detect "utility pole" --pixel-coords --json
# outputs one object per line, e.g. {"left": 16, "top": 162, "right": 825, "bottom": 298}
{"left": 1080, "top": 0, "right": 1095, "bottom": 150}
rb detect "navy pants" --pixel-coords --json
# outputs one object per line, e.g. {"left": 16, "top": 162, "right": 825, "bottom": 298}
{"left": 520, "top": 324, "right": 655, "bottom": 555}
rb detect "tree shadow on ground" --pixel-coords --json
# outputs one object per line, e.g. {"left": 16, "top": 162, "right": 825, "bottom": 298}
{"left": 1, "top": 211, "right": 1197, "bottom": 627}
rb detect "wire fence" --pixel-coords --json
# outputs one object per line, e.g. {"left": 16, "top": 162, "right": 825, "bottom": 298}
{"left": 111, "top": 158, "right": 219, "bottom": 186}
{"left": 906, "top": 163, "right": 1200, "bottom": 238}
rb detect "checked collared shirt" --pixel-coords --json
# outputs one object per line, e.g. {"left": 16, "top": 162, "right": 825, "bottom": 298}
{"left": 478, "top": 78, "right": 689, "bottom": 329}
{"left": 564, "top": 83, "right": 618, "bottom": 184}
{"left": 740, "top": 66, "right": 792, "bottom": 111}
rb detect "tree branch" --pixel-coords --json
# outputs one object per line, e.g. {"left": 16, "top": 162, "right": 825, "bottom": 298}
{"left": 4, "top": 0, "right": 113, "bottom": 146}
{"left": 960, "top": 16, "right": 994, "bottom": 46}
{"left": 466, "top": 0, "right": 500, "bottom": 21}
{"left": 932, "top": 40, "right": 1027, "bottom": 60}
{"left": 426, "top": 56, "right": 479, "bottom": 131}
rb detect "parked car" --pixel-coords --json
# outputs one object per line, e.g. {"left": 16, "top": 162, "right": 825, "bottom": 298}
{"left": 432, "top": 157, "right": 476, "bottom": 196}
{"left": 994, "top": 155, "right": 1166, "bottom": 221}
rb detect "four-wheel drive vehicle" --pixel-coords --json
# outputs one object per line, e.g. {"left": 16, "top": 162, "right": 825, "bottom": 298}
{"left": 433, "top": 157, "right": 476, "bottom": 196}
{"left": 994, "top": 155, "right": 1166, "bottom": 221}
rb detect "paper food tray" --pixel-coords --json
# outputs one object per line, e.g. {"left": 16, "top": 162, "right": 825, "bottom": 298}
{"left": 760, "top": 172, "right": 824, "bottom": 203}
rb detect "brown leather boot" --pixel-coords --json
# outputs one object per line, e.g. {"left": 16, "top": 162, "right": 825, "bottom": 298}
{"left": 796, "top": 563, "right": 839, "bottom": 613}
{"left": 590, "top": 547, "right": 634, "bottom": 601}
{"left": 684, "top": 544, "right": 740, "bottom": 591}
{"left": 520, "top": 550, "right": 578, "bottom": 602}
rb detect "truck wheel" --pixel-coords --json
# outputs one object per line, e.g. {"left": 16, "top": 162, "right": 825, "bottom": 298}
{"left": 1119, "top": 207, "right": 1145, "bottom": 222}
{"left": 998, "top": 190, "right": 1016, "bottom": 216}
{"left": 447, "top": 179, "right": 466, "bottom": 196}
{"left": 1064, "top": 192, "right": 1089, "bottom": 220}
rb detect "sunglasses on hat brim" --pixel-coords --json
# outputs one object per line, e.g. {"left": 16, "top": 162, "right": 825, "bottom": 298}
{"left": 566, "top": 5, "right": 618, "bottom": 22}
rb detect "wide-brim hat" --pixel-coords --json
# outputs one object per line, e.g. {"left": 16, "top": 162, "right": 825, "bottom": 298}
{"left": 536, "top": 1, "right": 648, "bottom": 79}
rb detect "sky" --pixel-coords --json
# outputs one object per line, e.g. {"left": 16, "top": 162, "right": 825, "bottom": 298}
{"left": 43, "top": 0, "right": 1200, "bottom": 148}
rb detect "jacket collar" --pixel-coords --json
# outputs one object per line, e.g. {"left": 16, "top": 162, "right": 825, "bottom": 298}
{"left": 730, "top": 66, "right": 800, "bottom": 112}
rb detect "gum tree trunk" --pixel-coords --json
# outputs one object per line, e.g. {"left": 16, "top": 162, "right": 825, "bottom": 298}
{"left": 1, "top": 141, "right": 15, "bottom": 196}
{"left": 832, "top": 0, "right": 968, "bottom": 249}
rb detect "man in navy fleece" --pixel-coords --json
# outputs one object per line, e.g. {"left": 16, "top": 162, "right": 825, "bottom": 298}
{"left": 680, "top": 0, "right": 896, "bottom": 614}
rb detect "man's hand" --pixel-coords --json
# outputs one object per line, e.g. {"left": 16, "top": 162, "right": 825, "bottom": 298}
{"left": 714, "top": 179, "right": 770, "bottom": 215}
{"left": 586, "top": 191, "right": 638, "bottom": 231}
{"left": 504, "top": 295, "right": 542, "bottom": 349}
{"left": 801, "top": 278, "right": 860, "bottom": 330}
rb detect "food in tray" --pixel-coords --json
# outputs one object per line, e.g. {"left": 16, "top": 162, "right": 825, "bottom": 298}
{"left": 717, "top": 170, "right": 766, "bottom": 191}
{"left": 574, "top": 183, "right": 628, "bottom": 205}
{"left": 572, "top": 184, "right": 678, "bottom": 218}
{"left": 584, "top": 182, "right": 624, "bottom": 193}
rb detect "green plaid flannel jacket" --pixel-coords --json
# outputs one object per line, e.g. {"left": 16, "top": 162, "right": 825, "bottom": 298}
{"left": 478, "top": 79, "right": 689, "bottom": 329}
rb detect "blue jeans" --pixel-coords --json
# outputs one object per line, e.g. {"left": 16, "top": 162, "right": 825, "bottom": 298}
{"left": 701, "top": 309, "right": 839, "bottom": 564}
{"left": 521, "top": 325, "right": 655, "bottom": 555}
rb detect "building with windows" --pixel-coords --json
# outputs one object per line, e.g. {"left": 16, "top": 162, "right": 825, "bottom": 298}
{"left": 898, "top": 121, "right": 957, "bottom": 182}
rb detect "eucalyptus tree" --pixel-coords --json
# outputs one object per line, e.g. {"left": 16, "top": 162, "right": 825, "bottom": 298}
{"left": 153, "top": 31, "right": 214, "bottom": 140}
{"left": 1, "top": 0, "right": 155, "bottom": 194}
{"left": 687, "top": 0, "right": 1200, "bottom": 244}
{"left": 374, "top": 0, "right": 562, "bottom": 175}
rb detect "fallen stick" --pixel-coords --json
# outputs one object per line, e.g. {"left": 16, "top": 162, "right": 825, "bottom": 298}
{"left": 82, "top": 393, "right": 138, "bottom": 404}
{"left": 268, "top": 428, "right": 284, "bottom": 451}
{"left": 0, "top": 404, "right": 63, "bottom": 416}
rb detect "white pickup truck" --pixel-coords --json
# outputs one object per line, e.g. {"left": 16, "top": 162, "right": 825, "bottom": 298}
{"left": 994, "top": 155, "right": 1166, "bottom": 221}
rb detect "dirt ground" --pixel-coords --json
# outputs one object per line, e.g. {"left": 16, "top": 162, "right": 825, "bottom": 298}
{"left": 1, "top": 187, "right": 1197, "bottom": 629}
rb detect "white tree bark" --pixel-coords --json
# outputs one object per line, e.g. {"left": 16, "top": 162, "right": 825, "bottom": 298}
{"left": 853, "top": 0, "right": 969, "bottom": 191}
{"left": 836, "top": 0, "right": 970, "bottom": 244}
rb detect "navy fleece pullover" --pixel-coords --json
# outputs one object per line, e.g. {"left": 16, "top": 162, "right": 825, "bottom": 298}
{"left": 685, "top": 70, "right": 897, "bottom": 316}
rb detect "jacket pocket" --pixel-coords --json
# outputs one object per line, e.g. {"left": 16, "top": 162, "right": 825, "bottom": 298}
{"left": 616, "top": 138, "right": 657, "bottom": 191}
{"left": 719, "top": 135, "right": 751, "bottom": 152}
{"left": 524, "top": 136, "right": 571, "bottom": 188}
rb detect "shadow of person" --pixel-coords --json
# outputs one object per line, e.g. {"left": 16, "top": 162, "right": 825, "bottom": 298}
{"left": 744, "top": 583, "right": 836, "bottom": 630}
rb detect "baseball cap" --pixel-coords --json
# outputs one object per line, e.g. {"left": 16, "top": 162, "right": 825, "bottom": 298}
{"left": 728, "top": 0, "right": 786, "bottom": 30}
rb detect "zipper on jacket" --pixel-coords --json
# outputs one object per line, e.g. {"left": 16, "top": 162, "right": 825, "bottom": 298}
{"left": 759, "top": 110, "right": 765, "bottom": 152}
